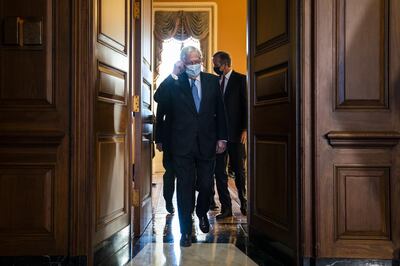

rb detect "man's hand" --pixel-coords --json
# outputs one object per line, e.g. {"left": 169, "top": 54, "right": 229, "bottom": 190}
{"left": 216, "top": 140, "right": 227, "bottom": 154}
{"left": 241, "top": 130, "right": 247, "bottom": 144}
{"left": 172, "top": 61, "right": 185, "bottom": 76}
{"left": 156, "top": 143, "right": 163, "bottom": 152}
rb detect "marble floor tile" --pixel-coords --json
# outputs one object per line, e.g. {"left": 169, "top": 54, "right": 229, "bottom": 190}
{"left": 127, "top": 243, "right": 258, "bottom": 266}
{"left": 127, "top": 176, "right": 269, "bottom": 265}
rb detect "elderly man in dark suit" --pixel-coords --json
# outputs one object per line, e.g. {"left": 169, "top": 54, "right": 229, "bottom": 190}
{"left": 212, "top": 51, "right": 248, "bottom": 219}
{"left": 154, "top": 46, "right": 227, "bottom": 247}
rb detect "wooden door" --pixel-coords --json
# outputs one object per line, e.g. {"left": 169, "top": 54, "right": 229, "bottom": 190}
{"left": 0, "top": 0, "right": 70, "bottom": 255}
{"left": 248, "top": 0, "right": 300, "bottom": 263}
{"left": 92, "top": 0, "right": 131, "bottom": 247}
{"left": 132, "top": 0, "right": 153, "bottom": 236}
{"left": 315, "top": 0, "right": 400, "bottom": 259}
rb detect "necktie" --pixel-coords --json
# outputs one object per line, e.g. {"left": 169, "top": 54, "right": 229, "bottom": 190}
{"left": 191, "top": 79, "right": 200, "bottom": 113}
{"left": 220, "top": 75, "right": 225, "bottom": 94}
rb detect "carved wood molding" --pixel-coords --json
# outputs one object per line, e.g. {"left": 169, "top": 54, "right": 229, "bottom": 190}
{"left": 70, "top": 0, "right": 92, "bottom": 258}
{"left": 326, "top": 131, "right": 400, "bottom": 148}
{"left": 0, "top": 131, "right": 64, "bottom": 146}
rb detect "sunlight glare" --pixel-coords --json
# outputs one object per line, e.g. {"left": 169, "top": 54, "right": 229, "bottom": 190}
{"left": 156, "top": 37, "right": 201, "bottom": 88}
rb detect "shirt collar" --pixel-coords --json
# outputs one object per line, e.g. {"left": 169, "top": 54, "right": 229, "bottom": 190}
{"left": 189, "top": 74, "right": 201, "bottom": 82}
{"left": 222, "top": 69, "right": 233, "bottom": 80}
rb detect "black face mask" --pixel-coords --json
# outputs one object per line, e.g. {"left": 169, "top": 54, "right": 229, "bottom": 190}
{"left": 213, "top": 66, "right": 223, "bottom": 76}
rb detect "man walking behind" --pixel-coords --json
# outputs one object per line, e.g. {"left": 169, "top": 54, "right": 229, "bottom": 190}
{"left": 212, "top": 51, "right": 248, "bottom": 219}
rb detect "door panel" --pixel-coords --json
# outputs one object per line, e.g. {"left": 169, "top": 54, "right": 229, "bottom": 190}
{"left": 132, "top": 0, "right": 153, "bottom": 237}
{"left": 93, "top": 0, "right": 130, "bottom": 246}
{"left": 248, "top": 0, "right": 300, "bottom": 262}
{"left": 0, "top": 0, "right": 70, "bottom": 255}
{"left": 315, "top": 0, "right": 400, "bottom": 259}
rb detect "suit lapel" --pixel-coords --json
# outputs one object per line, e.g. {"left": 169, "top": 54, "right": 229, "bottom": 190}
{"left": 178, "top": 72, "right": 197, "bottom": 114}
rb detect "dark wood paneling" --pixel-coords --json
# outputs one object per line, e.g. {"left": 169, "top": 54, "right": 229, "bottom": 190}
{"left": 70, "top": 0, "right": 92, "bottom": 257}
{"left": 3, "top": 17, "right": 20, "bottom": 45}
{"left": 335, "top": 166, "right": 390, "bottom": 240}
{"left": 140, "top": 77, "right": 152, "bottom": 204}
{"left": 133, "top": 0, "right": 153, "bottom": 237}
{"left": 335, "top": 0, "right": 389, "bottom": 109}
{"left": 141, "top": 0, "right": 152, "bottom": 69}
{"left": 0, "top": 50, "right": 51, "bottom": 105}
{"left": 97, "top": 0, "right": 127, "bottom": 54}
{"left": 97, "top": 62, "right": 127, "bottom": 105}
{"left": 256, "top": 0, "right": 289, "bottom": 51}
{"left": 95, "top": 135, "right": 127, "bottom": 233}
{"left": 92, "top": 0, "right": 130, "bottom": 250}
{"left": 0, "top": 166, "right": 54, "bottom": 235}
{"left": 0, "top": 0, "right": 70, "bottom": 256}
{"left": 0, "top": 0, "right": 53, "bottom": 109}
{"left": 0, "top": 137, "right": 69, "bottom": 255}
{"left": 254, "top": 138, "right": 289, "bottom": 230}
{"left": 326, "top": 131, "right": 400, "bottom": 148}
{"left": 249, "top": 0, "right": 299, "bottom": 262}
{"left": 140, "top": 138, "right": 151, "bottom": 200}
{"left": 255, "top": 63, "right": 288, "bottom": 104}
{"left": 315, "top": 0, "right": 400, "bottom": 259}
{"left": 95, "top": 102, "right": 127, "bottom": 134}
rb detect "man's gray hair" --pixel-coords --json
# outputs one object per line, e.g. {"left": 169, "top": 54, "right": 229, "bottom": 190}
{"left": 180, "top": 46, "right": 203, "bottom": 62}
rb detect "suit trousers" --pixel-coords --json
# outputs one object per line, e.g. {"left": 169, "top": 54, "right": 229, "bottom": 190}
{"left": 173, "top": 138, "right": 215, "bottom": 234}
{"left": 215, "top": 142, "right": 247, "bottom": 211}
{"left": 162, "top": 151, "right": 175, "bottom": 204}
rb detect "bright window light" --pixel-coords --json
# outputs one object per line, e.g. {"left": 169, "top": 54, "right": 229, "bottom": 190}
{"left": 156, "top": 37, "right": 201, "bottom": 88}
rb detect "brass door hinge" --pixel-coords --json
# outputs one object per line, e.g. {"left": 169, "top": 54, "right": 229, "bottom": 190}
{"left": 133, "top": 95, "right": 140, "bottom": 112}
{"left": 134, "top": 2, "right": 140, "bottom": 19}
{"left": 132, "top": 188, "right": 140, "bottom": 207}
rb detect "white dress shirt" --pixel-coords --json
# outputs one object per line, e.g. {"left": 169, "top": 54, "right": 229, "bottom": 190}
{"left": 171, "top": 73, "right": 202, "bottom": 99}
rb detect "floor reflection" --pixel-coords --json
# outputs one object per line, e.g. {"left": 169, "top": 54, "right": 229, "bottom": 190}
{"left": 129, "top": 176, "right": 268, "bottom": 266}
{"left": 128, "top": 243, "right": 258, "bottom": 266}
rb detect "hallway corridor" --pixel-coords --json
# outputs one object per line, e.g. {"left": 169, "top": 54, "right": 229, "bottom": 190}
{"left": 127, "top": 176, "right": 268, "bottom": 265}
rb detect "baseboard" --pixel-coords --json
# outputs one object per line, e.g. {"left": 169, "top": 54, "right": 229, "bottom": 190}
{"left": 303, "top": 257, "right": 400, "bottom": 266}
{"left": 93, "top": 226, "right": 130, "bottom": 266}
{"left": 0, "top": 256, "right": 87, "bottom": 266}
{"left": 248, "top": 226, "right": 296, "bottom": 265}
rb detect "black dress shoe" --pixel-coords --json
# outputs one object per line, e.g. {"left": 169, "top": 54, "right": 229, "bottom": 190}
{"left": 180, "top": 233, "right": 192, "bottom": 247}
{"left": 166, "top": 202, "right": 175, "bottom": 214}
{"left": 199, "top": 216, "right": 210, "bottom": 233}
{"left": 216, "top": 209, "right": 233, "bottom": 219}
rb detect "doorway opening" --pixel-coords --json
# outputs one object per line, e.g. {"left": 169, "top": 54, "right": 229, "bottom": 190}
{"left": 156, "top": 37, "right": 201, "bottom": 88}
{"left": 144, "top": 0, "right": 252, "bottom": 263}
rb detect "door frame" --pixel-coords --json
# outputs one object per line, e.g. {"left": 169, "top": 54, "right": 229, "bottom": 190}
{"left": 300, "top": 0, "right": 314, "bottom": 260}
{"left": 70, "top": 0, "right": 313, "bottom": 263}
{"left": 70, "top": 0, "right": 135, "bottom": 264}
{"left": 70, "top": 0, "right": 93, "bottom": 262}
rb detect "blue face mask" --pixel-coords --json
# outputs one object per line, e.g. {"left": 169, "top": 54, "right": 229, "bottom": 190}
{"left": 185, "top": 64, "right": 201, "bottom": 78}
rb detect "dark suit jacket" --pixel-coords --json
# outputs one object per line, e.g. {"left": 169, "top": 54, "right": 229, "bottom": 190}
{"left": 154, "top": 72, "right": 227, "bottom": 159}
{"left": 154, "top": 86, "right": 172, "bottom": 152}
{"left": 223, "top": 70, "right": 248, "bottom": 143}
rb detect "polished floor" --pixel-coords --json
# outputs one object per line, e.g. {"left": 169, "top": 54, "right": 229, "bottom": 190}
{"left": 127, "top": 175, "right": 271, "bottom": 266}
